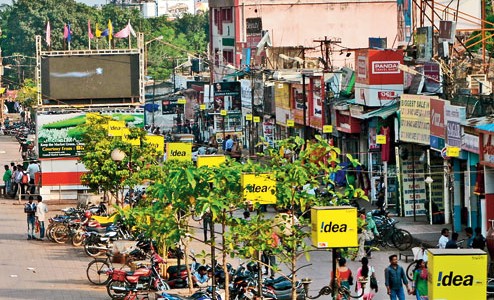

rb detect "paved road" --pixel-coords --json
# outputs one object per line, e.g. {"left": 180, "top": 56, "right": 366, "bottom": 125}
{"left": 0, "top": 200, "right": 108, "bottom": 300}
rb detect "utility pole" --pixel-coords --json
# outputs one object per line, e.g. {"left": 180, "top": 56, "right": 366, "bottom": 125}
{"left": 313, "top": 36, "right": 341, "bottom": 72}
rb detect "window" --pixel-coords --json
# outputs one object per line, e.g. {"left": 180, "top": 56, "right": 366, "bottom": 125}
{"left": 222, "top": 8, "right": 232, "bottom": 23}
{"left": 223, "top": 50, "right": 234, "bottom": 64}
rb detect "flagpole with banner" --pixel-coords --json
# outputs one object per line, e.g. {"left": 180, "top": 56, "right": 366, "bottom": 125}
{"left": 46, "top": 21, "right": 51, "bottom": 50}
{"left": 88, "top": 20, "right": 94, "bottom": 50}
{"left": 108, "top": 19, "right": 113, "bottom": 49}
{"left": 95, "top": 23, "right": 101, "bottom": 50}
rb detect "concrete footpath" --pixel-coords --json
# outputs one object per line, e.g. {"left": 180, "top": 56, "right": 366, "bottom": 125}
{"left": 0, "top": 200, "right": 108, "bottom": 299}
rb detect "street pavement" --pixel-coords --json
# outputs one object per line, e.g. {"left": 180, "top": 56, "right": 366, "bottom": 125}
{"left": 0, "top": 134, "right": 448, "bottom": 299}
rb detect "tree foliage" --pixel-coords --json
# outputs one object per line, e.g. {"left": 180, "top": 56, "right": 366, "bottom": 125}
{"left": 77, "top": 113, "right": 162, "bottom": 206}
{"left": 126, "top": 136, "right": 367, "bottom": 300}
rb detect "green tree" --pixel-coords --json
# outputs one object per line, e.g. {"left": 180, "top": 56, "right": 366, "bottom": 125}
{"left": 225, "top": 136, "right": 367, "bottom": 300}
{"left": 78, "top": 113, "right": 162, "bottom": 206}
{"left": 16, "top": 78, "right": 37, "bottom": 108}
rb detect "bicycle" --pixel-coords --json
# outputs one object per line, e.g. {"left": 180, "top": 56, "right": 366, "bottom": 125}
{"left": 86, "top": 250, "right": 134, "bottom": 285}
{"left": 373, "top": 217, "right": 413, "bottom": 251}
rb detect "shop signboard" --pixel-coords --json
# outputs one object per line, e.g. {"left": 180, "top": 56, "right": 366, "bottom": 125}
{"left": 166, "top": 142, "right": 192, "bottom": 161}
{"left": 400, "top": 144, "right": 427, "bottom": 217}
{"left": 461, "top": 132, "right": 480, "bottom": 154}
{"left": 430, "top": 98, "right": 448, "bottom": 150}
{"left": 445, "top": 104, "right": 466, "bottom": 148}
{"left": 428, "top": 249, "right": 487, "bottom": 300}
{"left": 145, "top": 135, "right": 164, "bottom": 153}
{"left": 480, "top": 132, "right": 494, "bottom": 166}
{"left": 311, "top": 206, "right": 358, "bottom": 248}
{"left": 399, "top": 94, "right": 433, "bottom": 145}
{"left": 37, "top": 111, "right": 144, "bottom": 158}
{"left": 241, "top": 173, "right": 276, "bottom": 204}
{"left": 355, "top": 49, "right": 404, "bottom": 85}
{"left": 213, "top": 82, "right": 241, "bottom": 112}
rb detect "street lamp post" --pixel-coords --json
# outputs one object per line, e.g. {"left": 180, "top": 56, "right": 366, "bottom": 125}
{"left": 425, "top": 176, "right": 434, "bottom": 225}
{"left": 145, "top": 35, "right": 163, "bottom": 129}
{"left": 111, "top": 148, "right": 126, "bottom": 206}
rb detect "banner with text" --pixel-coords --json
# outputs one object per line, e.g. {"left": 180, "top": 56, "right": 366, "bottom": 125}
{"left": 400, "top": 94, "right": 434, "bottom": 144}
{"left": 37, "top": 111, "right": 144, "bottom": 158}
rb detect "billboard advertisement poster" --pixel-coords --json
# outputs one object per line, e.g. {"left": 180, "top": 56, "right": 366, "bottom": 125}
{"left": 41, "top": 54, "right": 140, "bottom": 103}
{"left": 37, "top": 111, "right": 144, "bottom": 158}
{"left": 241, "top": 173, "right": 276, "bottom": 204}
{"left": 311, "top": 206, "right": 358, "bottom": 248}
{"left": 445, "top": 104, "right": 466, "bottom": 148}
{"left": 311, "top": 77, "right": 323, "bottom": 117}
{"left": 428, "top": 249, "right": 487, "bottom": 300}
{"left": 166, "top": 142, "right": 192, "bottom": 161}
{"left": 430, "top": 98, "right": 447, "bottom": 138}
{"left": 416, "top": 26, "right": 433, "bottom": 61}
{"left": 213, "top": 82, "right": 241, "bottom": 112}
{"left": 399, "top": 94, "right": 433, "bottom": 144}
{"left": 400, "top": 144, "right": 427, "bottom": 217}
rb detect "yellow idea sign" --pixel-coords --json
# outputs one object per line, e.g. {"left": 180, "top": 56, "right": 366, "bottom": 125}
{"left": 145, "top": 135, "right": 165, "bottom": 153}
{"left": 311, "top": 206, "right": 358, "bottom": 248}
{"left": 108, "top": 120, "right": 125, "bottom": 137}
{"left": 121, "top": 128, "right": 141, "bottom": 146}
{"left": 197, "top": 155, "right": 226, "bottom": 168}
{"left": 166, "top": 143, "right": 192, "bottom": 161}
{"left": 427, "top": 249, "right": 487, "bottom": 300}
{"left": 241, "top": 173, "right": 276, "bottom": 204}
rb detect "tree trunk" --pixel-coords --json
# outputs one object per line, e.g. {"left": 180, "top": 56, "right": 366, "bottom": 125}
{"left": 183, "top": 237, "right": 194, "bottom": 295}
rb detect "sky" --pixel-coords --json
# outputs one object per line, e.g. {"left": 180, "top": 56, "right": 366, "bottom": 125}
{"left": 0, "top": 0, "right": 108, "bottom": 6}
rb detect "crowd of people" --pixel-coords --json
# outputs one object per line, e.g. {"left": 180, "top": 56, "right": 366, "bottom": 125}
{"left": 2, "top": 160, "right": 40, "bottom": 199}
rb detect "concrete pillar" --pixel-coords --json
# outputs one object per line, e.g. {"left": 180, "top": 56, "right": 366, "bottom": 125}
{"left": 453, "top": 159, "right": 462, "bottom": 232}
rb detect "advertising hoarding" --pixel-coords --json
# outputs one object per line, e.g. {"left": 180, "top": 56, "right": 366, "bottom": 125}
{"left": 311, "top": 206, "right": 358, "bottom": 248}
{"left": 41, "top": 54, "right": 140, "bottom": 103}
{"left": 428, "top": 249, "right": 487, "bottom": 300}
{"left": 399, "top": 94, "right": 433, "bottom": 144}
{"left": 241, "top": 173, "right": 276, "bottom": 204}
{"left": 37, "top": 111, "right": 144, "bottom": 158}
{"left": 213, "top": 82, "right": 241, "bottom": 112}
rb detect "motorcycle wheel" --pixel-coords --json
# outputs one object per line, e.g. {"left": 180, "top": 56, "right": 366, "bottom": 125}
{"left": 52, "top": 225, "right": 69, "bottom": 244}
{"left": 84, "top": 242, "right": 106, "bottom": 257}
{"left": 46, "top": 224, "right": 55, "bottom": 241}
{"left": 86, "top": 259, "right": 111, "bottom": 285}
{"left": 392, "top": 229, "right": 413, "bottom": 251}
{"left": 106, "top": 279, "right": 128, "bottom": 299}
{"left": 71, "top": 229, "right": 85, "bottom": 247}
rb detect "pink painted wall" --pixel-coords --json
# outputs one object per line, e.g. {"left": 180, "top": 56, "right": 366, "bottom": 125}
{"left": 240, "top": 2, "right": 398, "bottom": 50}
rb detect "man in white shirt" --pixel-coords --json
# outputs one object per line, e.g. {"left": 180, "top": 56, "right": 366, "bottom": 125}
{"left": 35, "top": 196, "right": 48, "bottom": 240}
{"left": 438, "top": 228, "right": 449, "bottom": 249}
{"left": 27, "top": 161, "right": 40, "bottom": 194}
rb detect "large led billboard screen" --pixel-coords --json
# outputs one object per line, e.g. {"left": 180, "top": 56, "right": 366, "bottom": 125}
{"left": 41, "top": 54, "right": 140, "bottom": 103}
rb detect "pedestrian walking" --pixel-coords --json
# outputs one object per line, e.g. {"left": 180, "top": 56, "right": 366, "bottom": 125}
{"left": 35, "top": 195, "right": 48, "bottom": 240}
{"left": 3, "top": 165, "right": 12, "bottom": 195}
{"left": 437, "top": 228, "right": 449, "bottom": 249}
{"left": 331, "top": 257, "right": 353, "bottom": 300}
{"left": 411, "top": 259, "right": 428, "bottom": 300}
{"left": 27, "top": 160, "right": 40, "bottom": 195}
{"left": 384, "top": 254, "right": 411, "bottom": 300}
{"left": 24, "top": 196, "right": 37, "bottom": 240}
{"left": 355, "top": 257, "right": 376, "bottom": 300}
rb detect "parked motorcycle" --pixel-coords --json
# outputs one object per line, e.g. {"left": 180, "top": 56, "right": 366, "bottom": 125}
{"left": 106, "top": 251, "right": 170, "bottom": 299}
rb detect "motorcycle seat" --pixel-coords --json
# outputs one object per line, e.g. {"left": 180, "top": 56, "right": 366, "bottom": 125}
{"left": 264, "top": 276, "right": 288, "bottom": 285}
{"left": 86, "top": 227, "right": 107, "bottom": 234}
{"left": 272, "top": 281, "right": 292, "bottom": 290}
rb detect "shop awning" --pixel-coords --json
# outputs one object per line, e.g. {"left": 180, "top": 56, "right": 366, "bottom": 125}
{"left": 352, "top": 103, "right": 399, "bottom": 120}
